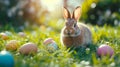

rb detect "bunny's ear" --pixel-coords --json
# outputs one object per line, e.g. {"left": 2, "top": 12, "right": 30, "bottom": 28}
{"left": 72, "top": 6, "right": 81, "bottom": 21}
{"left": 63, "top": 7, "right": 71, "bottom": 19}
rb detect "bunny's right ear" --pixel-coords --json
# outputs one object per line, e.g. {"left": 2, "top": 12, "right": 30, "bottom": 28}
{"left": 72, "top": 6, "right": 81, "bottom": 21}
{"left": 63, "top": 7, "right": 71, "bottom": 19}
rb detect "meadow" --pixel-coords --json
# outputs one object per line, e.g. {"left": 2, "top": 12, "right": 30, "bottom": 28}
{"left": 0, "top": 23, "right": 120, "bottom": 67}
{"left": 0, "top": 0, "right": 120, "bottom": 67}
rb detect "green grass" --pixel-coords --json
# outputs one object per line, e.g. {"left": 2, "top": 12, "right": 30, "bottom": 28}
{"left": 0, "top": 24, "right": 120, "bottom": 67}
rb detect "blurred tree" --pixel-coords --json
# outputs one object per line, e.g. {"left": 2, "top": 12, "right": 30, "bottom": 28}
{"left": 1, "top": 0, "right": 120, "bottom": 26}
{"left": 0, "top": 0, "right": 22, "bottom": 26}
{"left": 81, "top": 0, "right": 120, "bottom": 26}
{"left": 81, "top": 0, "right": 98, "bottom": 21}
{"left": 0, "top": 0, "right": 49, "bottom": 26}
{"left": 21, "top": 0, "right": 49, "bottom": 25}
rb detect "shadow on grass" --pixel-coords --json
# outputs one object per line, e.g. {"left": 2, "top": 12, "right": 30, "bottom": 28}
{"left": 69, "top": 44, "right": 98, "bottom": 61}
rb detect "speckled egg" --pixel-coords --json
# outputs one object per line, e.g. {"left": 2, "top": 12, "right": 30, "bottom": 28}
{"left": 19, "top": 43, "right": 38, "bottom": 55}
{"left": 0, "top": 51, "right": 14, "bottom": 67}
{"left": 43, "top": 38, "right": 58, "bottom": 52}
{"left": 6, "top": 40, "right": 19, "bottom": 51}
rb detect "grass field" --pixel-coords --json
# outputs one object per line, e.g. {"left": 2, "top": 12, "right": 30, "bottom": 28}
{"left": 0, "top": 24, "right": 120, "bottom": 67}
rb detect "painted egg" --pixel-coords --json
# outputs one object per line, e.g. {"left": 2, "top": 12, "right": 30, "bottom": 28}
{"left": 43, "top": 38, "right": 58, "bottom": 52}
{"left": 46, "top": 42, "right": 58, "bottom": 52}
{"left": 0, "top": 32, "right": 9, "bottom": 40}
{"left": 0, "top": 51, "right": 14, "bottom": 67}
{"left": 5, "top": 31, "right": 12, "bottom": 36}
{"left": 6, "top": 40, "right": 19, "bottom": 51}
{"left": 43, "top": 38, "right": 54, "bottom": 45}
{"left": 97, "top": 44, "right": 114, "bottom": 57}
{"left": 19, "top": 43, "right": 38, "bottom": 55}
{"left": 18, "top": 32, "right": 26, "bottom": 37}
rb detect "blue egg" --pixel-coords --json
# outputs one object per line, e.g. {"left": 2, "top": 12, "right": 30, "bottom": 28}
{"left": 0, "top": 51, "right": 14, "bottom": 67}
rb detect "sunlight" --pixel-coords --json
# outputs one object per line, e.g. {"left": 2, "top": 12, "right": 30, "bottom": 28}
{"left": 41, "top": 0, "right": 62, "bottom": 12}
{"left": 1, "top": 51, "right": 7, "bottom": 55}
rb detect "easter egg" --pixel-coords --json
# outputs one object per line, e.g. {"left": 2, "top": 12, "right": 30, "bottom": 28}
{"left": 97, "top": 44, "right": 114, "bottom": 57}
{"left": 47, "top": 42, "right": 58, "bottom": 52}
{"left": 0, "top": 32, "right": 9, "bottom": 40}
{"left": 43, "top": 38, "right": 58, "bottom": 52}
{"left": 0, "top": 51, "right": 14, "bottom": 67}
{"left": 18, "top": 32, "right": 26, "bottom": 37}
{"left": 43, "top": 38, "right": 54, "bottom": 45}
{"left": 6, "top": 40, "right": 19, "bottom": 51}
{"left": 19, "top": 43, "right": 38, "bottom": 55}
{"left": 5, "top": 31, "right": 12, "bottom": 36}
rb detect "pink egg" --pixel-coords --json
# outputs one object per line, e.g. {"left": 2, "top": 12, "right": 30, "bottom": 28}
{"left": 18, "top": 32, "right": 26, "bottom": 37}
{"left": 19, "top": 43, "right": 38, "bottom": 55}
{"left": 43, "top": 38, "right": 55, "bottom": 45}
{"left": 97, "top": 44, "right": 114, "bottom": 57}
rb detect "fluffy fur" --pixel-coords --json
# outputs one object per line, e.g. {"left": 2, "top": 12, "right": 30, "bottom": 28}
{"left": 61, "top": 6, "right": 92, "bottom": 48}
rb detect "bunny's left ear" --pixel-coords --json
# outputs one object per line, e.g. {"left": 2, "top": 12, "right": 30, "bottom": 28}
{"left": 72, "top": 6, "right": 81, "bottom": 21}
{"left": 63, "top": 7, "right": 71, "bottom": 19}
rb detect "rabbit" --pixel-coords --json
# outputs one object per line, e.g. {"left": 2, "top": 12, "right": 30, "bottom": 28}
{"left": 61, "top": 6, "right": 92, "bottom": 48}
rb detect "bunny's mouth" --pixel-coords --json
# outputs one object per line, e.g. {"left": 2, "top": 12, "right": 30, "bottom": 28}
{"left": 63, "top": 32, "right": 80, "bottom": 37}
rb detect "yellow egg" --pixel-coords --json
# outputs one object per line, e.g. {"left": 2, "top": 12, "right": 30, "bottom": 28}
{"left": 0, "top": 33, "right": 9, "bottom": 40}
{"left": 6, "top": 40, "right": 19, "bottom": 51}
{"left": 19, "top": 43, "right": 38, "bottom": 55}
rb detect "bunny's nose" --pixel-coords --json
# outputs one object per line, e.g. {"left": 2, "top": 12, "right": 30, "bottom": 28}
{"left": 67, "top": 32, "right": 70, "bottom": 35}
{"left": 65, "top": 29, "right": 72, "bottom": 35}
{"left": 67, "top": 30, "right": 72, "bottom": 35}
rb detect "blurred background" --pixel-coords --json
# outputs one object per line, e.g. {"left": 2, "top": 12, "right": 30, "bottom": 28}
{"left": 0, "top": 0, "right": 120, "bottom": 28}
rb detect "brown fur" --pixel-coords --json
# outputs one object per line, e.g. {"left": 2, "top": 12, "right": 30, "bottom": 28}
{"left": 61, "top": 23, "right": 92, "bottom": 48}
{"left": 61, "top": 6, "right": 92, "bottom": 48}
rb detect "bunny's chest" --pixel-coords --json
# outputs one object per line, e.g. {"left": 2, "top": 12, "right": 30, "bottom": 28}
{"left": 62, "top": 36, "right": 83, "bottom": 47}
